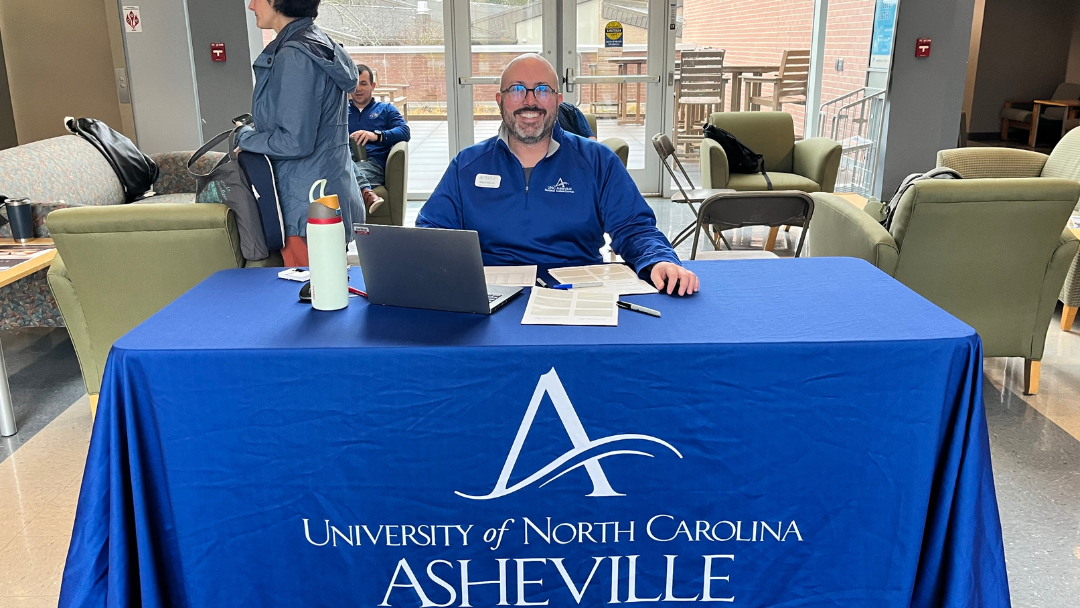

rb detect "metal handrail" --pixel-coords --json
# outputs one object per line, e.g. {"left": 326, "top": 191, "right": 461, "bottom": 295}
{"left": 817, "top": 88, "right": 887, "bottom": 197}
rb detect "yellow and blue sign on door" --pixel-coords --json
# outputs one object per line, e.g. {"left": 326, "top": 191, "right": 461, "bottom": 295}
{"left": 604, "top": 21, "right": 623, "bottom": 48}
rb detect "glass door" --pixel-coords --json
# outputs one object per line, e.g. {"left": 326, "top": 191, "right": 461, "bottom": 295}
{"left": 446, "top": 0, "right": 670, "bottom": 194}
{"left": 561, "top": 0, "right": 670, "bottom": 193}
{"left": 446, "top": 0, "right": 555, "bottom": 164}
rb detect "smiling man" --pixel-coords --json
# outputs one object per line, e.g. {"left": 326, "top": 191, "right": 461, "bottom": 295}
{"left": 416, "top": 54, "right": 698, "bottom": 296}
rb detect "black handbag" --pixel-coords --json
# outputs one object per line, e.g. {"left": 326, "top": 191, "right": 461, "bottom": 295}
{"left": 188, "top": 127, "right": 279, "bottom": 261}
{"left": 65, "top": 117, "right": 159, "bottom": 202}
{"left": 702, "top": 123, "right": 773, "bottom": 190}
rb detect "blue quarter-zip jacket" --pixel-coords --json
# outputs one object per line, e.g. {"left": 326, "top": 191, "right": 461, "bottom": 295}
{"left": 237, "top": 18, "right": 361, "bottom": 239}
{"left": 348, "top": 100, "right": 410, "bottom": 168}
{"left": 416, "top": 124, "right": 680, "bottom": 274}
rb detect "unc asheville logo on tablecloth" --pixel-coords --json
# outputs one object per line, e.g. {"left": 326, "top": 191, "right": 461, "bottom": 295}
{"left": 456, "top": 369, "right": 682, "bottom": 501}
{"left": 545, "top": 178, "right": 575, "bottom": 194}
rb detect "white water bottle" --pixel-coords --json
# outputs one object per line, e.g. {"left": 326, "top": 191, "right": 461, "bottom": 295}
{"left": 306, "top": 179, "right": 349, "bottom": 311}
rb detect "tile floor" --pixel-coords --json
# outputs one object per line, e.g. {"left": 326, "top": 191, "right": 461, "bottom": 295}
{"left": 1, "top": 198, "right": 1079, "bottom": 606}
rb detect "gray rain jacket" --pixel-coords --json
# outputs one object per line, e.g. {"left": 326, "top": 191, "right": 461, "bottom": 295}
{"left": 238, "top": 18, "right": 362, "bottom": 239}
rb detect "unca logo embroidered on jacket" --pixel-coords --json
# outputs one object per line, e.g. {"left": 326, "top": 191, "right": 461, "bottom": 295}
{"left": 546, "top": 178, "right": 574, "bottom": 194}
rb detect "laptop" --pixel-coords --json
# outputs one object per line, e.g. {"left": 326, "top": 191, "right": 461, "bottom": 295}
{"left": 352, "top": 224, "right": 523, "bottom": 314}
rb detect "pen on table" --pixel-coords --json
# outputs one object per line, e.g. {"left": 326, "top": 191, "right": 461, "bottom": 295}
{"left": 349, "top": 286, "right": 368, "bottom": 298}
{"left": 617, "top": 300, "right": 661, "bottom": 318}
{"left": 535, "top": 277, "right": 548, "bottom": 288}
{"left": 552, "top": 281, "right": 604, "bottom": 290}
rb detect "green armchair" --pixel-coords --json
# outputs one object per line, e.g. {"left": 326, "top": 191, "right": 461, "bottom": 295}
{"left": 700, "top": 111, "right": 841, "bottom": 193}
{"left": 352, "top": 140, "right": 409, "bottom": 226}
{"left": 46, "top": 203, "right": 279, "bottom": 414}
{"left": 808, "top": 178, "right": 1080, "bottom": 394}
{"left": 937, "top": 127, "right": 1080, "bottom": 332}
{"left": 583, "top": 112, "right": 630, "bottom": 168}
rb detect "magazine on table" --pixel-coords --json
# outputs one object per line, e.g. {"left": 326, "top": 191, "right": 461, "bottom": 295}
{"left": 0, "top": 243, "right": 54, "bottom": 272}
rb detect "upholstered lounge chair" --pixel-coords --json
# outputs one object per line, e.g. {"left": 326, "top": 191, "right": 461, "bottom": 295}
{"left": 808, "top": 178, "right": 1080, "bottom": 394}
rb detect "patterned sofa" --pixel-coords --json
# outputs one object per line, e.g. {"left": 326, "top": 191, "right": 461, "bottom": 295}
{"left": 0, "top": 135, "right": 219, "bottom": 330}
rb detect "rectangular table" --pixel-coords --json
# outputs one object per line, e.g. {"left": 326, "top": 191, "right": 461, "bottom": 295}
{"left": 0, "top": 237, "right": 56, "bottom": 436}
{"left": 60, "top": 259, "right": 1009, "bottom": 608}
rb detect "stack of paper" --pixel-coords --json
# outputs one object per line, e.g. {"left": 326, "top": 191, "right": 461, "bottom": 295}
{"left": 548, "top": 264, "right": 658, "bottom": 295}
{"left": 521, "top": 289, "right": 618, "bottom": 326}
{"left": 484, "top": 265, "right": 537, "bottom": 287}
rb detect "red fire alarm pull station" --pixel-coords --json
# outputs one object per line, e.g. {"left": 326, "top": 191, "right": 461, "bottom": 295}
{"left": 916, "top": 38, "right": 931, "bottom": 58}
{"left": 211, "top": 43, "right": 226, "bottom": 63}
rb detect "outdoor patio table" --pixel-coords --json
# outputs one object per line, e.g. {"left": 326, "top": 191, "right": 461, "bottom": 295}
{"left": 606, "top": 56, "right": 648, "bottom": 125}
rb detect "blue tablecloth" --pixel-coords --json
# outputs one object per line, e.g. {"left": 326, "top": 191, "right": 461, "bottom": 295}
{"left": 60, "top": 259, "right": 1009, "bottom": 608}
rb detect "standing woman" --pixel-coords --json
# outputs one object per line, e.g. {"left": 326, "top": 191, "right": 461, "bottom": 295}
{"left": 241, "top": 0, "right": 362, "bottom": 266}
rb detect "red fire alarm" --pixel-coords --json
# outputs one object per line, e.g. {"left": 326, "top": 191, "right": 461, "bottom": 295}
{"left": 211, "top": 43, "right": 227, "bottom": 63}
{"left": 915, "top": 38, "right": 931, "bottom": 58}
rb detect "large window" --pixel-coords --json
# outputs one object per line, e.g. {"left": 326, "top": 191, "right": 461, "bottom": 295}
{"left": 316, "top": 0, "right": 449, "bottom": 194}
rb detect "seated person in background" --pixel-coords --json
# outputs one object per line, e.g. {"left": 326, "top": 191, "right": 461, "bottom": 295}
{"left": 417, "top": 54, "right": 698, "bottom": 296}
{"left": 349, "top": 64, "right": 411, "bottom": 215}
{"left": 557, "top": 102, "right": 596, "bottom": 140}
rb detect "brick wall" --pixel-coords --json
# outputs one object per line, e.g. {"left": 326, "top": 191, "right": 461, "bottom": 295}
{"left": 681, "top": 0, "right": 878, "bottom": 136}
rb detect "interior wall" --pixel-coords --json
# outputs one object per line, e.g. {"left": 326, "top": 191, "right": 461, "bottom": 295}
{"left": 1067, "top": 10, "right": 1080, "bottom": 83}
{"left": 877, "top": 0, "right": 976, "bottom": 196}
{"left": 187, "top": 0, "right": 256, "bottom": 137}
{"left": 101, "top": 0, "right": 137, "bottom": 141}
{"left": 121, "top": 0, "right": 204, "bottom": 154}
{"left": 967, "top": 0, "right": 1079, "bottom": 134}
{"left": 0, "top": 28, "right": 18, "bottom": 149}
{"left": 0, "top": 0, "right": 124, "bottom": 145}
{"left": 961, "top": 0, "right": 986, "bottom": 132}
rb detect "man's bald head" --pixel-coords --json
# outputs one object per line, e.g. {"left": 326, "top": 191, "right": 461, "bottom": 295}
{"left": 497, "top": 53, "right": 562, "bottom": 148}
{"left": 500, "top": 54, "right": 560, "bottom": 91}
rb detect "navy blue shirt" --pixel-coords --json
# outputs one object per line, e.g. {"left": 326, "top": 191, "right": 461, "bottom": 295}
{"left": 557, "top": 102, "right": 594, "bottom": 138}
{"left": 347, "top": 100, "right": 410, "bottom": 168}
{"left": 417, "top": 124, "right": 679, "bottom": 273}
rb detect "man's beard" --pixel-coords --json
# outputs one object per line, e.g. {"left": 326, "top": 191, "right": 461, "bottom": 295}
{"left": 501, "top": 103, "right": 556, "bottom": 145}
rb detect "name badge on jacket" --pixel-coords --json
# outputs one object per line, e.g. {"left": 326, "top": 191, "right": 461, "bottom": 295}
{"left": 475, "top": 174, "right": 502, "bottom": 189}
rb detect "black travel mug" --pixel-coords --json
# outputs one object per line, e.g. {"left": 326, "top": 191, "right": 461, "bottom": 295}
{"left": 4, "top": 198, "right": 35, "bottom": 242}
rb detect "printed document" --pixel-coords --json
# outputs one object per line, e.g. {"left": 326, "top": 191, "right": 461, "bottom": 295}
{"left": 548, "top": 264, "right": 658, "bottom": 295}
{"left": 521, "top": 288, "right": 618, "bottom": 326}
{"left": 484, "top": 265, "right": 538, "bottom": 287}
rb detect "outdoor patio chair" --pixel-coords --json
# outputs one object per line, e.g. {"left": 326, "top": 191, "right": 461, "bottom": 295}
{"left": 673, "top": 49, "right": 729, "bottom": 157}
{"left": 690, "top": 191, "right": 813, "bottom": 260}
{"left": 742, "top": 50, "right": 810, "bottom": 112}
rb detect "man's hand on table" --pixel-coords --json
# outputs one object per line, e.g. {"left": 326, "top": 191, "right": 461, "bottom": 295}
{"left": 351, "top": 130, "right": 379, "bottom": 145}
{"left": 651, "top": 262, "right": 699, "bottom": 296}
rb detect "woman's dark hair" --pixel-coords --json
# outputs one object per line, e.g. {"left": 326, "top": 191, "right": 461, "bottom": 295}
{"left": 271, "top": 0, "right": 320, "bottom": 19}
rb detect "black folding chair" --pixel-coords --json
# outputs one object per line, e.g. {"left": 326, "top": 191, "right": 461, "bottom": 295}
{"left": 651, "top": 133, "right": 733, "bottom": 249}
{"left": 690, "top": 191, "right": 814, "bottom": 260}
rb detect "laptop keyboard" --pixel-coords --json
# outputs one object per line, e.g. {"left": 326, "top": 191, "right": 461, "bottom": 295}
{"left": 487, "top": 293, "right": 500, "bottom": 303}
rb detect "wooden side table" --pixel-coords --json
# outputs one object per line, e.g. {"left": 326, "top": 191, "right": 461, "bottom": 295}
{"left": 1029, "top": 99, "right": 1080, "bottom": 148}
{"left": 0, "top": 237, "right": 56, "bottom": 436}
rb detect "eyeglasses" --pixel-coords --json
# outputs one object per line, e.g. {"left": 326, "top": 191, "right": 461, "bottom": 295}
{"left": 500, "top": 84, "right": 558, "bottom": 104}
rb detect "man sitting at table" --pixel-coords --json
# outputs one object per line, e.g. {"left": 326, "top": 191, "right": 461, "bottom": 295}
{"left": 416, "top": 54, "right": 698, "bottom": 296}
{"left": 349, "top": 64, "right": 411, "bottom": 215}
